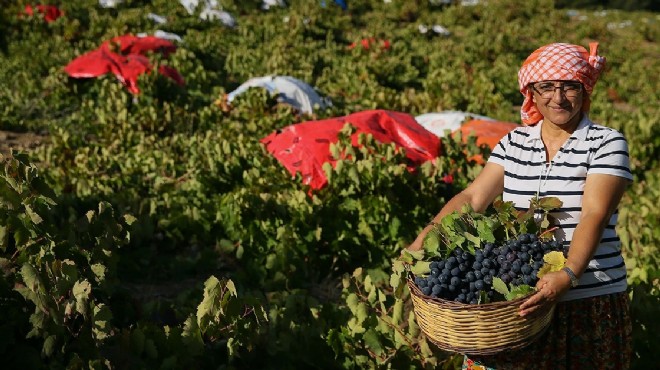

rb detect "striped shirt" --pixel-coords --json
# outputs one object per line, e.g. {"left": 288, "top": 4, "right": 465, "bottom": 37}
{"left": 488, "top": 115, "right": 632, "bottom": 301}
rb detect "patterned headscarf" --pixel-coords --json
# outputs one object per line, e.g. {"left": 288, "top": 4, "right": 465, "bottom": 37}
{"left": 518, "top": 42, "right": 606, "bottom": 125}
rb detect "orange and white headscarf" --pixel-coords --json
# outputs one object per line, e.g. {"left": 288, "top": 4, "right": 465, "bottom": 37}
{"left": 517, "top": 42, "right": 606, "bottom": 125}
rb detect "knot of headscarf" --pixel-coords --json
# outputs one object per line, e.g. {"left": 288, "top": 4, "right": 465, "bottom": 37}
{"left": 517, "top": 42, "right": 606, "bottom": 125}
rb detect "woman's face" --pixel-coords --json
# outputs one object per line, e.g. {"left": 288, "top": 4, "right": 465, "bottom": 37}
{"left": 530, "top": 80, "right": 584, "bottom": 128}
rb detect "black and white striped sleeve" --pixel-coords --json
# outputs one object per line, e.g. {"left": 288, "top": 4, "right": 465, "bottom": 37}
{"left": 588, "top": 130, "right": 633, "bottom": 181}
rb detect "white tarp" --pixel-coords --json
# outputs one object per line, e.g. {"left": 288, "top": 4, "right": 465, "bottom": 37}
{"left": 137, "top": 30, "right": 184, "bottom": 43}
{"left": 147, "top": 13, "right": 168, "bottom": 24}
{"left": 99, "top": 0, "right": 123, "bottom": 7}
{"left": 227, "top": 76, "right": 330, "bottom": 114}
{"left": 180, "top": 0, "right": 218, "bottom": 14}
{"left": 415, "top": 111, "right": 494, "bottom": 137}
{"left": 262, "top": 0, "right": 287, "bottom": 10}
{"left": 418, "top": 24, "right": 451, "bottom": 36}
{"left": 179, "top": 0, "right": 237, "bottom": 28}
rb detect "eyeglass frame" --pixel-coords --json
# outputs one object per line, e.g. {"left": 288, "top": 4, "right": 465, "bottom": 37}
{"left": 529, "top": 81, "right": 584, "bottom": 99}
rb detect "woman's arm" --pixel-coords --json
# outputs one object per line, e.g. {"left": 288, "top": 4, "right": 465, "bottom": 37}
{"left": 407, "top": 162, "right": 504, "bottom": 251}
{"left": 519, "top": 173, "right": 629, "bottom": 316}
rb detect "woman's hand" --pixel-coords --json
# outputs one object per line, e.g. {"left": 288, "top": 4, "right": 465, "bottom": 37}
{"left": 519, "top": 270, "right": 572, "bottom": 317}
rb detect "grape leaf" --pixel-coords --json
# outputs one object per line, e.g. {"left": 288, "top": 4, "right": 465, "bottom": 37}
{"left": 492, "top": 277, "right": 509, "bottom": 296}
{"left": 422, "top": 231, "right": 440, "bottom": 254}
{"left": 537, "top": 251, "right": 567, "bottom": 279}
{"left": 410, "top": 261, "right": 431, "bottom": 276}
{"left": 538, "top": 196, "right": 563, "bottom": 210}
{"left": 505, "top": 285, "right": 535, "bottom": 300}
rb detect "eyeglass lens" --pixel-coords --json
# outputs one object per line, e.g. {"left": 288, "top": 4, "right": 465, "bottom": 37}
{"left": 534, "top": 82, "right": 582, "bottom": 97}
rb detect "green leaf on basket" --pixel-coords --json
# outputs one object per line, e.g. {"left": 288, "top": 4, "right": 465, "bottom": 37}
{"left": 476, "top": 219, "right": 496, "bottom": 243}
{"left": 399, "top": 248, "right": 424, "bottom": 265}
{"left": 477, "top": 290, "right": 490, "bottom": 304}
{"left": 505, "top": 284, "right": 535, "bottom": 301}
{"left": 422, "top": 231, "right": 440, "bottom": 255}
{"left": 464, "top": 232, "right": 481, "bottom": 252}
{"left": 492, "top": 277, "right": 509, "bottom": 296}
{"left": 410, "top": 261, "right": 431, "bottom": 276}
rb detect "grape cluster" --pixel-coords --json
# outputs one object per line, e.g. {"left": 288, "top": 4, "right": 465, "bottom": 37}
{"left": 414, "top": 233, "right": 565, "bottom": 304}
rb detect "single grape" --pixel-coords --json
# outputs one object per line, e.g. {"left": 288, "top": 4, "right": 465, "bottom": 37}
{"left": 519, "top": 252, "right": 530, "bottom": 262}
{"left": 506, "top": 252, "right": 517, "bottom": 263}
{"left": 422, "top": 286, "right": 431, "bottom": 295}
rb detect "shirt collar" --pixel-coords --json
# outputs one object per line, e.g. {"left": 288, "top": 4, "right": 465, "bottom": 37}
{"left": 524, "top": 114, "right": 593, "bottom": 144}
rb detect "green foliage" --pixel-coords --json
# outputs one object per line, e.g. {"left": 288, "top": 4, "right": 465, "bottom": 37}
{"left": 0, "top": 1, "right": 657, "bottom": 369}
{"left": 422, "top": 197, "right": 562, "bottom": 257}
{"left": 329, "top": 267, "right": 458, "bottom": 369}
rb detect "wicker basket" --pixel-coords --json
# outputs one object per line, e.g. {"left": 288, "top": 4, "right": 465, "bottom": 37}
{"left": 407, "top": 277, "right": 555, "bottom": 355}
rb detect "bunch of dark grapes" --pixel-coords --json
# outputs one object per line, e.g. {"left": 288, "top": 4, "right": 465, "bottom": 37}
{"left": 414, "top": 233, "right": 565, "bottom": 304}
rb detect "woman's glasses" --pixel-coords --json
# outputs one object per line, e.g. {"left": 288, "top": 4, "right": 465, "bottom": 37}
{"left": 531, "top": 81, "right": 583, "bottom": 99}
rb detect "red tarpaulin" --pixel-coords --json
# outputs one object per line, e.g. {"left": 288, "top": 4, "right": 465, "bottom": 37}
{"left": 24, "top": 5, "right": 64, "bottom": 23}
{"left": 261, "top": 110, "right": 441, "bottom": 190}
{"left": 64, "top": 35, "right": 184, "bottom": 94}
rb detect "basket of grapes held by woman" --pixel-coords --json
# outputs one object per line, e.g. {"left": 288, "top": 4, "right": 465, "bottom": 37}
{"left": 399, "top": 198, "right": 568, "bottom": 355}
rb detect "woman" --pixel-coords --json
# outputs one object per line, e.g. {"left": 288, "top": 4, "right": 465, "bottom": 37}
{"left": 408, "top": 42, "right": 633, "bottom": 369}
